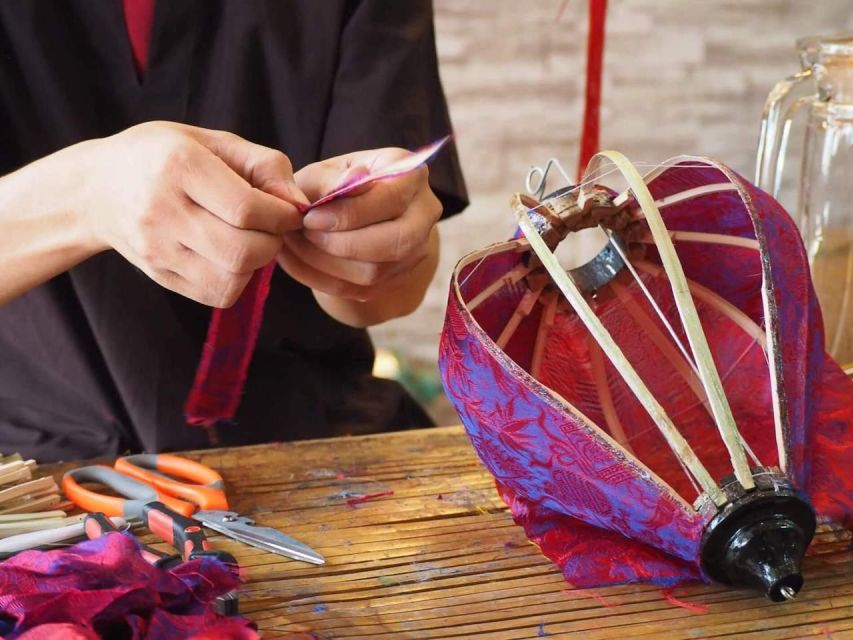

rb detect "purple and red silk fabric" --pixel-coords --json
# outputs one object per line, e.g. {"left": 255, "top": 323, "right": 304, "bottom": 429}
{"left": 438, "top": 158, "right": 853, "bottom": 588}
{"left": 0, "top": 533, "right": 256, "bottom": 639}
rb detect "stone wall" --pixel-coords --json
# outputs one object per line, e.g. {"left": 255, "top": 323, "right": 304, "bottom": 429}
{"left": 370, "top": 0, "right": 853, "bottom": 420}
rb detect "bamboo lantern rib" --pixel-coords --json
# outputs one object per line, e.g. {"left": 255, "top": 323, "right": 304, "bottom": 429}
{"left": 530, "top": 291, "right": 558, "bottom": 380}
{"left": 517, "top": 209, "right": 727, "bottom": 506}
{"left": 654, "top": 183, "right": 739, "bottom": 208}
{"left": 760, "top": 263, "right": 787, "bottom": 471}
{"left": 587, "top": 334, "right": 635, "bottom": 455}
{"left": 496, "top": 286, "right": 544, "bottom": 349}
{"left": 633, "top": 260, "right": 767, "bottom": 350}
{"left": 633, "top": 230, "right": 761, "bottom": 251}
{"left": 605, "top": 229, "right": 698, "bottom": 372}
{"left": 610, "top": 278, "right": 764, "bottom": 468}
{"left": 590, "top": 151, "right": 754, "bottom": 490}
{"left": 613, "top": 155, "right": 733, "bottom": 207}
{"left": 610, "top": 279, "right": 705, "bottom": 402}
{"left": 624, "top": 153, "right": 788, "bottom": 472}
{"left": 468, "top": 263, "right": 533, "bottom": 311}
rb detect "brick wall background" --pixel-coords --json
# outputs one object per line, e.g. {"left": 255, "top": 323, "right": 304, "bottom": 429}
{"left": 370, "top": 0, "right": 853, "bottom": 422}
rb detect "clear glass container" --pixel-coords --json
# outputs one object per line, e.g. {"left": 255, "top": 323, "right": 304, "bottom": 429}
{"left": 756, "top": 33, "right": 853, "bottom": 366}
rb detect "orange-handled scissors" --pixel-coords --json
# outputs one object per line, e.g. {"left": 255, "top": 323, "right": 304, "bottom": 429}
{"left": 63, "top": 454, "right": 228, "bottom": 518}
{"left": 63, "top": 454, "right": 326, "bottom": 565}
{"left": 115, "top": 454, "right": 229, "bottom": 512}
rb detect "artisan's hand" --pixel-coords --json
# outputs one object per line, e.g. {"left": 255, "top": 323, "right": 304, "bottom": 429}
{"left": 281, "top": 148, "right": 442, "bottom": 327}
{"left": 83, "top": 122, "right": 309, "bottom": 307}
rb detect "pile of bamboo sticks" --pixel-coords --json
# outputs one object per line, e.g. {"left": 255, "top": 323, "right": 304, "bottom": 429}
{"left": 0, "top": 453, "right": 81, "bottom": 539}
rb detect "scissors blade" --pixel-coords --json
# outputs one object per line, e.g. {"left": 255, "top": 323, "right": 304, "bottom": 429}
{"left": 194, "top": 510, "right": 325, "bottom": 565}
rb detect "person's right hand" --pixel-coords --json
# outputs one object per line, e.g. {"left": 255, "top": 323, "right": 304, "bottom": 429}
{"left": 81, "top": 121, "right": 309, "bottom": 308}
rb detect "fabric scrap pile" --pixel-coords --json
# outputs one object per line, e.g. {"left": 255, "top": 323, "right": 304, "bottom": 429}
{"left": 0, "top": 533, "right": 257, "bottom": 639}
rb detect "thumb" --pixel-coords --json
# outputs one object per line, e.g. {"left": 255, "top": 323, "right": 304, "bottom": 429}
{"left": 189, "top": 126, "right": 311, "bottom": 208}
{"left": 296, "top": 159, "right": 374, "bottom": 203}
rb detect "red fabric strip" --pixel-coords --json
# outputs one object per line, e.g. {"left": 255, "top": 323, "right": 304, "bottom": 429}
{"left": 577, "top": 0, "right": 607, "bottom": 180}
{"left": 184, "top": 261, "right": 278, "bottom": 429}
{"left": 122, "top": 0, "right": 156, "bottom": 76}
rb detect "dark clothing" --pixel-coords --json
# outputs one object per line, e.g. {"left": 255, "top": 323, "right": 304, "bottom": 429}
{"left": 0, "top": 1, "right": 467, "bottom": 461}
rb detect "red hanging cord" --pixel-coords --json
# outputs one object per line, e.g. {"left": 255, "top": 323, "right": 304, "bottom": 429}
{"left": 577, "top": 0, "right": 608, "bottom": 180}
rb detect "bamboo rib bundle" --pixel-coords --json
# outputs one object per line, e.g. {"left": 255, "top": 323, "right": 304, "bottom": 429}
{"left": 0, "top": 453, "right": 79, "bottom": 539}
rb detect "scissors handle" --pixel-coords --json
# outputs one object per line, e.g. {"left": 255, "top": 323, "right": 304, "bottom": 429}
{"left": 84, "top": 512, "right": 174, "bottom": 565}
{"left": 63, "top": 466, "right": 195, "bottom": 518}
{"left": 115, "top": 454, "right": 229, "bottom": 511}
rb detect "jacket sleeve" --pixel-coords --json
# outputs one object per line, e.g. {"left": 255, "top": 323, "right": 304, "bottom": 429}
{"left": 320, "top": 0, "right": 469, "bottom": 219}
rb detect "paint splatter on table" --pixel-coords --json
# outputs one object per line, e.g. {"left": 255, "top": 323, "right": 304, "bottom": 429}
{"left": 45, "top": 425, "right": 853, "bottom": 639}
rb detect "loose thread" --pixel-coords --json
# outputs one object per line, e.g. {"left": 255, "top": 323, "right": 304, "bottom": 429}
{"left": 346, "top": 490, "right": 394, "bottom": 507}
{"left": 566, "top": 588, "right": 615, "bottom": 608}
{"left": 661, "top": 588, "right": 709, "bottom": 614}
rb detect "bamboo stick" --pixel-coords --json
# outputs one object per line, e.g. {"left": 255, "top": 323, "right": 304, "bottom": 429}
{"left": 612, "top": 155, "right": 729, "bottom": 207}
{"left": 654, "top": 183, "right": 739, "bottom": 208}
{"left": 633, "top": 260, "right": 767, "bottom": 350}
{"left": 496, "top": 286, "right": 544, "bottom": 349}
{"left": 0, "top": 494, "right": 62, "bottom": 515}
{"left": 0, "top": 476, "right": 57, "bottom": 506}
{"left": 516, "top": 205, "right": 726, "bottom": 505}
{"left": 632, "top": 230, "right": 760, "bottom": 251}
{"left": 608, "top": 154, "right": 789, "bottom": 472}
{"left": 530, "top": 291, "right": 558, "bottom": 381}
{"left": 0, "top": 465, "right": 33, "bottom": 488}
{"left": 606, "top": 230, "right": 698, "bottom": 371}
{"left": 467, "top": 263, "right": 533, "bottom": 311}
{"left": 610, "top": 279, "right": 764, "bottom": 469}
{"left": 606, "top": 154, "right": 788, "bottom": 472}
{"left": 0, "top": 510, "right": 68, "bottom": 522}
{"left": 587, "top": 150, "right": 754, "bottom": 491}
{"left": 586, "top": 335, "right": 634, "bottom": 454}
{"left": 0, "top": 514, "right": 85, "bottom": 539}
{"left": 0, "top": 459, "right": 35, "bottom": 474}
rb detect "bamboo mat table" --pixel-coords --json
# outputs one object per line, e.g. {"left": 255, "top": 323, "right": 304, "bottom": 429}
{"left": 94, "top": 424, "right": 853, "bottom": 640}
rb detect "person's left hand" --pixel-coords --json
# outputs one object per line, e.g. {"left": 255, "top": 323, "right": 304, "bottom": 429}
{"left": 279, "top": 148, "right": 442, "bottom": 304}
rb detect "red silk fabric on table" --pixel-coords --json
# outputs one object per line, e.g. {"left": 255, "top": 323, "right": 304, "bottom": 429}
{"left": 0, "top": 533, "right": 256, "bottom": 639}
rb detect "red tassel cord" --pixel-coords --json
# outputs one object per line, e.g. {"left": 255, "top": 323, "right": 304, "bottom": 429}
{"left": 577, "top": 0, "right": 608, "bottom": 180}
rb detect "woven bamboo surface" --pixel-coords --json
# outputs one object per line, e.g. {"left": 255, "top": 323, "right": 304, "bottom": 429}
{"left": 119, "top": 423, "right": 853, "bottom": 640}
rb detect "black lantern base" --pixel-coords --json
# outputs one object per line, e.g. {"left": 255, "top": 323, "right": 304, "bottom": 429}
{"left": 699, "top": 467, "right": 816, "bottom": 602}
